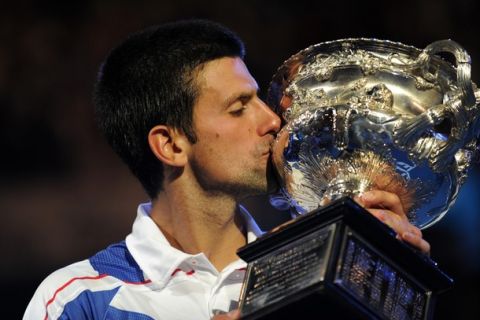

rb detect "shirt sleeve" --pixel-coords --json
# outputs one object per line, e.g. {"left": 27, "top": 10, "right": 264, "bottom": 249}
{"left": 23, "top": 260, "right": 105, "bottom": 320}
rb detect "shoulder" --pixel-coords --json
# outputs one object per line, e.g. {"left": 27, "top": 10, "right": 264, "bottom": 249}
{"left": 23, "top": 241, "right": 148, "bottom": 320}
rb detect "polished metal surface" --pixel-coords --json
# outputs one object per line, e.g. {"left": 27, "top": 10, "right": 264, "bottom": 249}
{"left": 268, "top": 39, "right": 480, "bottom": 228}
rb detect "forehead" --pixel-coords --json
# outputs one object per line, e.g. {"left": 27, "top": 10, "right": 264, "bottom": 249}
{"left": 194, "top": 57, "right": 258, "bottom": 107}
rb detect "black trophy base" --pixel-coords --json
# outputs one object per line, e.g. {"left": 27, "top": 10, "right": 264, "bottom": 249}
{"left": 237, "top": 197, "right": 453, "bottom": 320}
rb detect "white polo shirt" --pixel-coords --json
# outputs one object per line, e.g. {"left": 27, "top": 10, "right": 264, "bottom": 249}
{"left": 24, "top": 202, "right": 264, "bottom": 320}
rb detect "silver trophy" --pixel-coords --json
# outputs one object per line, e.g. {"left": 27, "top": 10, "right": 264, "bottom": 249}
{"left": 238, "top": 39, "right": 479, "bottom": 319}
{"left": 268, "top": 38, "right": 480, "bottom": 229}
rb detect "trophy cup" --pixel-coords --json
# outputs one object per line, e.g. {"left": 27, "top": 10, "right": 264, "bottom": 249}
{"left": 237, "top": 39, "right": 480, "bottom": 319}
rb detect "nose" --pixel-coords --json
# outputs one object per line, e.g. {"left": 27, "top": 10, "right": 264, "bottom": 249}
{"left": 256, "top": 98, "right": 281, "bottom": 136}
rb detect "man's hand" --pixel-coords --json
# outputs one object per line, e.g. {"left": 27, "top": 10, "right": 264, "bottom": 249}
{"left": 355, "top": 190, "right": 431, "bottom": 254}
{"left": 211, "top": 310, "right": 241, "bottom": 320}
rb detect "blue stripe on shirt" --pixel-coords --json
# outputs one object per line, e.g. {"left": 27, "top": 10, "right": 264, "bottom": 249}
{"left": 89, "top": 241, "right": 145, "bottom": 283}
{"left": 58, "top": 287, "right": 119, "bottom": 319}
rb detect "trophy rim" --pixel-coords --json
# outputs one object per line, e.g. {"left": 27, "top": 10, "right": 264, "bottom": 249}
{"left": 267, "top": 37, "right": 458, "bottom": 113}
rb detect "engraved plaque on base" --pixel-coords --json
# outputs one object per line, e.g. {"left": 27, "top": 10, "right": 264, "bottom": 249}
{"left": 237, "top": 198, "right": 453, "bottom": 320}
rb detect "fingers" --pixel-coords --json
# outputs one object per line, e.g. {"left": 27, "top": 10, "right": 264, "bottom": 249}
{"left": 367, "top": 208, "right": 406, "bottom": 234}
{"left": 355, "top": 190, "right": 431, "bottom": 255}
{"left": 401, "top": 230, "right": 431, "bottom": 254}
{"left": 367, "top": 209, "right": 421, "bottom": 237}
{"left": 366, "top": 209, "right": 431, "bottom": 255}
{"left": 356, "top": 190, "right": 406, "bottom": 218}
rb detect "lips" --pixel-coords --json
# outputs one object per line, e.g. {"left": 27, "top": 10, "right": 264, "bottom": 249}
{"left": 261, "top": 144, "right": 273, "bottom": 157}
{"left": 256, "top": 137, "right": 275, "bottom": 158}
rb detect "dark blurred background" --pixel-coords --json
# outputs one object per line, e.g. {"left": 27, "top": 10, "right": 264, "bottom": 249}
{"left": 1, "top": 0, "right": 479, "bottom": 318}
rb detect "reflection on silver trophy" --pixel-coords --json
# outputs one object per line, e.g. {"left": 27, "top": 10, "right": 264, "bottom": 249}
{"left": 268, "top": 38, "right": 480, "bottom": 229}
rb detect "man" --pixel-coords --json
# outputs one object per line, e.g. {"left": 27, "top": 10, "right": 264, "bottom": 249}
{"left": 24, "top": 20, "right": 429, "bottom": 320}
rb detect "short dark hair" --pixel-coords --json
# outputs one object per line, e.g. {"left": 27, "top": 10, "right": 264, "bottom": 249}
{"left": 94, "top": 20, "right": 245, "bottom": 199}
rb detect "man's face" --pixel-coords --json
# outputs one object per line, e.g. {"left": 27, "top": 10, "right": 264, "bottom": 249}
{"left": 187, "top": 57, "right": 281, "bottom": 198}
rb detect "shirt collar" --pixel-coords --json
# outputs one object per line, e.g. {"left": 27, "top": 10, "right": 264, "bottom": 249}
{"left": 125, "top": 202, "right": 264, "bottom": 287}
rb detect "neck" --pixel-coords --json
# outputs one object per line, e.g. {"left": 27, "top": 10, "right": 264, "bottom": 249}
{"left": 150, "top": 181, "right": 247, "bottom": 272}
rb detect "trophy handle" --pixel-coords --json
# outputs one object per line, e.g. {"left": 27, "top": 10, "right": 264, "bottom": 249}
{"left": 394, "top": 40, "right": 479, "bottom": 172}
{"left": 421, "top": 40, "right": 476, "bottom": 107}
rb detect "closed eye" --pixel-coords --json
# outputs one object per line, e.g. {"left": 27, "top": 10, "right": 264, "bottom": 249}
{"left": 224, "top": 89, "right": 256, "bottom": 107}
{"left": 229, "top": 104, "right": 247, "bottom": 117}
{"left": 228, "top": 94, "right": 252, "bottom": 116}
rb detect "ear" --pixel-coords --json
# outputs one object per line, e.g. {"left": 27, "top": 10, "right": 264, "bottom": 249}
{"left": 148, "top": 125, "right": 189, "bottom": 167}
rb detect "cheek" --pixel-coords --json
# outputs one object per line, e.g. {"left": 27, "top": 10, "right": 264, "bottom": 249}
{"left": 196, "top": 120, "right": 254, "bottom": 154}
{"left": 194, "top": 131, "right": 228, "bottom": 157}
